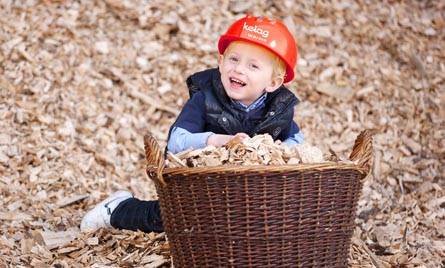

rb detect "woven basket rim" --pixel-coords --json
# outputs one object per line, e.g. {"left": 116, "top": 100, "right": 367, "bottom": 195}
{"left": 161, "top": 161, "right": 368, "bottom": 176}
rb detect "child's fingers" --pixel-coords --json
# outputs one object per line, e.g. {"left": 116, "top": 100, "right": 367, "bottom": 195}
{"left": 235, "top": 133, "right": 249, "bottom": 140}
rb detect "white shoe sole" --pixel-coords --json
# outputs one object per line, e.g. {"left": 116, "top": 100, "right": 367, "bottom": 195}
{"left": 80, "top": 190, "right": 133, "bottom": 232}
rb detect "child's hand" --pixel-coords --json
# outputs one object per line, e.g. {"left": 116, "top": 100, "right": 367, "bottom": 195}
{"left": 207, "top": 133, "right": 249, "bottom": 147}
{"left": 207, "top": 134, "right": 235, "bottom": 147}
{"left": 233, "top": 133, "right": 249, "bottom": 141}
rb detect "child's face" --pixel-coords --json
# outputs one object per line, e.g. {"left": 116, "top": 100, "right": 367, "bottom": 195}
{"left": 219, "top": 41, "right": 283, "bottom": 106}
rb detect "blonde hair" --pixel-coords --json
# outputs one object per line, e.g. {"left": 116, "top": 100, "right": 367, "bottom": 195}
{"left": 224, "top": 41, "right": 286, "bottom": 80}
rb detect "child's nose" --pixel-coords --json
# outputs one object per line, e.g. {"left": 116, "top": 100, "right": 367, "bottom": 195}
{"left": 234, "top": 62, "right": 246, "bottom": 74}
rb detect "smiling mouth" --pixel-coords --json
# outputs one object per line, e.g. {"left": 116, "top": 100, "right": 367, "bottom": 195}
{"left": 229, "top": 77, "right": 246, "bottom": 87}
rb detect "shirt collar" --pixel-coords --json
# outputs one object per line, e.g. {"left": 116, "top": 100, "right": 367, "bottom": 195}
{"left": 231, "top": 93, "right": 268, "bottom": 112}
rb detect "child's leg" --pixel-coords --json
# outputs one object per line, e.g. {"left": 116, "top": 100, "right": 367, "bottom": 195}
{"left": 80, "top": 191, "right": 164, "bottom": 233}
{"left": 110, "top": 197, "right": 163, "bottom": 233}
{"left": 80, "top": 191, "right": 133, "bottom": 232}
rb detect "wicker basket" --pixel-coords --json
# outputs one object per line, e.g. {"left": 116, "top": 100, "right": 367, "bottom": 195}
{"left": 144, "top": 130, "right": 373, "bottom": 268}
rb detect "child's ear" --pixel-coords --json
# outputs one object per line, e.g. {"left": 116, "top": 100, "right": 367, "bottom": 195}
{"left": 265, "top": 76, "right": 284, "bottom": 93}
{"left": 218, "top": 54, "right": 224, "bottom": 67}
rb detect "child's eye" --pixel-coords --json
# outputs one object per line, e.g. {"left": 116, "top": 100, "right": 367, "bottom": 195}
{"left": 250, "top": 63, "right": 259, "bottom": 70}
{"left": 228, "top": 56, "right": 238, "bottom": 62}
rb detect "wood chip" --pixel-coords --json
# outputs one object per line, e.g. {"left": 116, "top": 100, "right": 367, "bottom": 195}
{"left": 40, "top": 230, "right": 79, "bottom": 250}
{"left": 56, "top": 194, "right": 90, "bottom": 208}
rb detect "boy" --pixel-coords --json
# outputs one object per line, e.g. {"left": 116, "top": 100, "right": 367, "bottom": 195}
{"left": 81, "top": 15, "right": 303, "bottom": 233}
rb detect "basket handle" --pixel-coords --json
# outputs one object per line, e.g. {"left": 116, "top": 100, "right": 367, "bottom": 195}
{"left": 349, "top": 129, "right": 374, "bottom": 172}
{"left": 144, "top": 133, "right": 166, "bottom": 186}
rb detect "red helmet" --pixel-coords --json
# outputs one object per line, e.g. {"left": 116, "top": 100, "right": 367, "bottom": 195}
{"left": 218, "top": 15, "right": 298, "bottom": 83}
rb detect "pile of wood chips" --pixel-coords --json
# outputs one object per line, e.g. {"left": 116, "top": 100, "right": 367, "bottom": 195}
{"left": 167, "top": 134, "right": 326, "bottom": 168}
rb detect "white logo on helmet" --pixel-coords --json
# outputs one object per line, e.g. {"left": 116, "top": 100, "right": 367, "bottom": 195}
{"left": 243, "top": 22, "right": 269, "bottom": 38}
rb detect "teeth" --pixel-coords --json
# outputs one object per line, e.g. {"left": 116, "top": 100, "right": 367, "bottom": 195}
{"left": 230, "top": 78, "right": 246, "bottom": 85}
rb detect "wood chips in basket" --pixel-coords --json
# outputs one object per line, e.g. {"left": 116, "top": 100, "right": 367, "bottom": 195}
{"left": 166, "top": 134, "right": 326, "bottom": 168}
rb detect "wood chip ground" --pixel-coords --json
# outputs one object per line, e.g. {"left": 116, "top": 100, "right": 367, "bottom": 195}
{"left": 1, "top": 1, "right": 443, "bottom": 267}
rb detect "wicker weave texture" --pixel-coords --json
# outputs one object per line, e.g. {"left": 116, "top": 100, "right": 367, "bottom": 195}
{"left": 156, "top": 168, "right": 365, "bottom": 268}
{"left": 144, "top": 130, "right": 373, "bottom": 268}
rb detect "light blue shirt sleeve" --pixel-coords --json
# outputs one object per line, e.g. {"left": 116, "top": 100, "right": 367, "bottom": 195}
{"left": 282, "top": 131, "right": 305, "bottom": 147}
{"left": 167, "top": 127, "right": 214, "bottom": 154}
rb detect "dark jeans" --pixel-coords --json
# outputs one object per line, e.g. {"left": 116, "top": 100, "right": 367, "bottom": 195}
{"left": 110, "top": 198, "right": 164, "bottom": 233}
